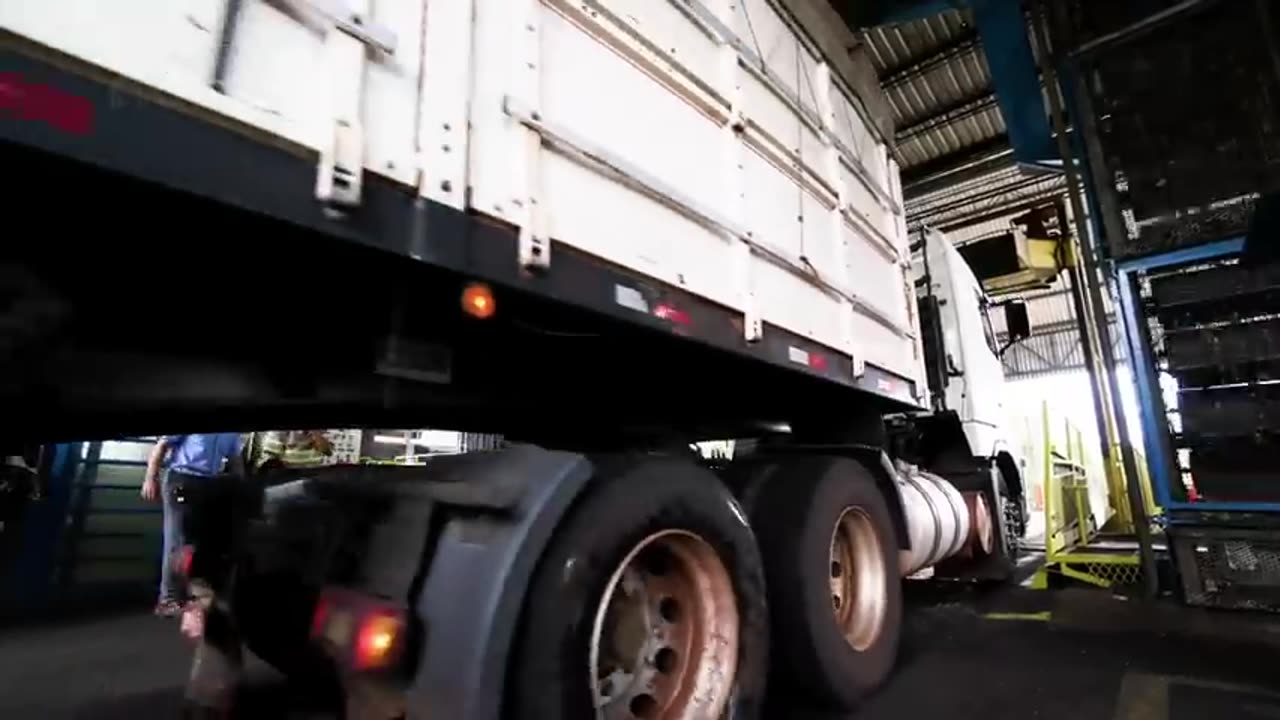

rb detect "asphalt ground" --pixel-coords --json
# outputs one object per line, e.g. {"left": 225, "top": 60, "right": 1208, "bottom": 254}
{"left": 1, "top": 580, "right": 1278, "bottom": 719}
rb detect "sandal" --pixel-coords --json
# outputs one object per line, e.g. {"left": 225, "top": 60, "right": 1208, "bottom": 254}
{"left": 154, "top": 599, "right": 183, "bottom": 617}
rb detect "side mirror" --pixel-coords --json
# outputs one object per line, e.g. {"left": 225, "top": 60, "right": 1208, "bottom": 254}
{"left": 1003, "top": 301, "right": 1031, "bottom": 343}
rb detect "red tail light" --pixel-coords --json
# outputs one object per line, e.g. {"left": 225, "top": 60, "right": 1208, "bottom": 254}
{"left": 311, "top": 587, "right": 407, "bottom": 672}
{"left": 353, "top": 611, "right": 405, "bottom": 670}
{"left": 173, "top": 545, "right": 194, "bottom": 577}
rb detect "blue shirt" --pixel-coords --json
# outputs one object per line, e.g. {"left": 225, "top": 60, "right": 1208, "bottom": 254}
{"left": 163, "top": 433, "right": 244, "bottom": 477}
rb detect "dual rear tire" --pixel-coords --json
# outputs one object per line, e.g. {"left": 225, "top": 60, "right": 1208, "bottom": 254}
{"left": 741, "top": 456, "right": 903, "bottom": 710}
{"left": 509, "top": 454, "right": 901, "bottom": 719}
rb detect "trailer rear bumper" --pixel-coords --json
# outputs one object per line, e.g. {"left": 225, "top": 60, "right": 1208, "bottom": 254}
{"left": 233, "top": 446, "right": 592, "bottom": 719}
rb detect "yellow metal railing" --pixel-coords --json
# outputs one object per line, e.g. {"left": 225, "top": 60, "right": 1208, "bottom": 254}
{"left": 1042, "top": 403, "right": 1095, "bottom": 557}
{"left": 1035, "top": 401, "right": 1147, "bottom": 589}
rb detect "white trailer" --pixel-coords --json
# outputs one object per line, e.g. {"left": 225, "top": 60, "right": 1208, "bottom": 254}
{"left": 1, "top": 2, "right": 1028, "bottom": 718}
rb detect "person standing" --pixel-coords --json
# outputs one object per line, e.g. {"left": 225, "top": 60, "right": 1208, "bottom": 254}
{"left": 141, "top": 433, "right": 244, "bottom": 617}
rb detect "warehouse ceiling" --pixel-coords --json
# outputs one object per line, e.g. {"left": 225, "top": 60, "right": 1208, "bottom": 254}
{"left": 843, "top": 5, "right": 1090, "bottom": 378}
{"left": 855, "top": 8, "right": 1066, "bottom": 234}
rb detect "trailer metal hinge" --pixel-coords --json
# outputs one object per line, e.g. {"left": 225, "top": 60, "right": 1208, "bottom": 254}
{"left": 506, "top": 101, "right": 551, "bottom": 272}
{"left": 304, "top": 0, "right": 397, "bottom": 54}
{"left": 310, "top": 0, "right": 396, "bottom": 210}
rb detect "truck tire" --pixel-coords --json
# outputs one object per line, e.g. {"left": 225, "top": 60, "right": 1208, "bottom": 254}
{"left": 993, "top": 470, "right": 1023, "bottom": 574}
{"left": 748, "top": 456, "right": 902, "bottom": 710}
{"left": 509, "top": 457, "right": 768, "bottom": 720}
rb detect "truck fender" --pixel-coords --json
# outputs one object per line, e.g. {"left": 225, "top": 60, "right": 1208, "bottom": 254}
{"left": 405, "top": 445, "right": 594, "bottom": 720}
{"left": 846, "top": 447, "right": 912, "bottom": 551}
{"left": 994, "top": 450, "right": 1023, "bottom": 501}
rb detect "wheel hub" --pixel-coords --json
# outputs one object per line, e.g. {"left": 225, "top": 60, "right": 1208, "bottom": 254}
{"left": 829, "top": 507, "right": 888, "bottom": 652}
{"left": 590, "top": 531, "right": 739, "bottom": 720}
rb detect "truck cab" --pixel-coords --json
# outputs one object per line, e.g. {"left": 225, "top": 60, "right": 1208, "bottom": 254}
{"left": 923, "top": 228, "right": 1020, "bottom": 461}
{"left": 896, "top": 228, "right": 1031, "bottom": 573}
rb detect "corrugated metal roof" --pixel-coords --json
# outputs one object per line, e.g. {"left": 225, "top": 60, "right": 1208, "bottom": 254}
{"left": 861, "top": 10, "right": 1005, "bottom": 171}
{"left": 857, "top": 9, "right": 1063, "bottom": 234}
{"left": 852, "top": 6, "right": 1112, "bottom": 380}
{"left": 905, "top": 163, "right": 1065, "bottom": 230}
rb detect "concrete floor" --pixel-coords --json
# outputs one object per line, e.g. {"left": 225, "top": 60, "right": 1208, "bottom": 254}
{"left": 1, "top": 584, "right": 1278, "bottom": 719}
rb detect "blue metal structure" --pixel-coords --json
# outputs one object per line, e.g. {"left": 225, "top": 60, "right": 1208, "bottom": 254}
{"left": 2, "top": 444, "right": 77, "bottom": 615}
{"left": 1113, "top": 238, "right": 1280, "bottom": 517}
{"left": 2, "top": 440, "right": 162, "bottom": 618}
{"left": 1058, "top": 0, "right": 1280, "bottom": 609}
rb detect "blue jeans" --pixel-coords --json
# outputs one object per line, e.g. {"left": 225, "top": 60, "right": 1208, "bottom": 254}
{"left": 158, "top": 470, "right": 185, "bottom": 603}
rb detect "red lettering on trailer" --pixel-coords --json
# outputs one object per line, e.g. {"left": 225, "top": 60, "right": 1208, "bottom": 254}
{"left": 0, "top": 73, "right": 94, "bottom": 136}
{"left": 654, "top": 303, "right": 691, "bottom": 326}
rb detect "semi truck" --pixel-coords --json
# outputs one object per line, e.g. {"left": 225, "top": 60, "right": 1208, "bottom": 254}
{"left": 1, "top": 0, "right": 1030, "bottom": 717}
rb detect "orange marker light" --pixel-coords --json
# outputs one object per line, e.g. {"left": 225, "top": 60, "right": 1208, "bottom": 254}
{"left": 462, "top": 282, "right": 496, "bottom": 319}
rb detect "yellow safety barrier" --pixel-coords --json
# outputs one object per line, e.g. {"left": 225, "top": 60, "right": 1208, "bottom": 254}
{"left": 1035, "top": 401, "right": 1149, "bottom": 589}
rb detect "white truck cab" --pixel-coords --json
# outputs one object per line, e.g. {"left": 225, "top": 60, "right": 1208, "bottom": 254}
{"left": 894, "top": 227, "right": 1031, "bottom": 575}
{"left": 923, "top": 229, "right": 1019, "bottom": 461}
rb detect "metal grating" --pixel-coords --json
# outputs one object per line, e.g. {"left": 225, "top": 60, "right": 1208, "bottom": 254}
{"left": 1165, "top": 319, "right": 1280, "bottom": 374}
{"left": 1080, "top": 561, "right": 1142, "bottom": 588}
{"left": 1064, "top": 0, "right": 1280, "bottom": 258}
{"left": 1139, "top": 254, "right": 1280, "bottom": 505}
{"left": 1172, "top": 526, "right": 1280, "bottom": 612}
{"left": 1179, "top": 384, "right": 1280, "bottom": 440}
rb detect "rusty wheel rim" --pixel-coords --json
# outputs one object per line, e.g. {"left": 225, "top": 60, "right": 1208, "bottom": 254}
{"left": 829, "top": 507, "right": 888, "bottom": 652}
{"left": 590, "top": 530, "right": 739, "bottom": 720}
{"left": 969, "top": 493, "right": 995, "bottom": 556}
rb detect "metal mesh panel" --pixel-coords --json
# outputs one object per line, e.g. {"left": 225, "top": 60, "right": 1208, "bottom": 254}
{"left": 1081, "top": 561, "right": 1141, "bottom": 588}
{"left": 1133, "top": 197, "right": 1259, "bottom": 259}
{"left": 1173, "top": 529, "right": 1280, "bottom": 611}
{"left": 1091, "top": 3, "right": 1280, "bottom": 216}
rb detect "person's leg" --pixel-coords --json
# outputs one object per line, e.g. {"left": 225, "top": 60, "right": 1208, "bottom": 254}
{"left": 157, "top": 469, "right": 185, "bottom": 612}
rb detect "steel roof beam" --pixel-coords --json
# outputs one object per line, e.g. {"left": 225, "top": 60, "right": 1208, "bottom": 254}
{"left": 896, "top": 92, "right": 999, "bottom": 143}
{"left": 880, "top": 29, "right": 981, "bottom": 89}
{"left": 935, "top": 193, "right": 1058, "bottom": 232}
{"left": 909, "top": 174, "right": 1055, "bottom": 224}
{"left": 901, "top": 135, "right": 1011, "bottom": 188}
